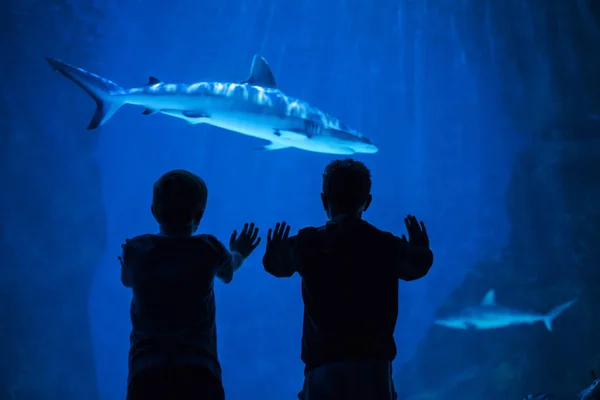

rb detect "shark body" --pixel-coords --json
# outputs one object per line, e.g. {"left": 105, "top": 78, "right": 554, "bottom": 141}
{"left": 434, "top": 289, "right": 577, "bottom": 331}
{"left": 45, "top": 55, "right": 378, "bottom": 155}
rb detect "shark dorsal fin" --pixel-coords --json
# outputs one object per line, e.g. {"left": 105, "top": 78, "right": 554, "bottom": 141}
{"left": 241, "top": 55, "right": 277, "bottom": 88}
{"left": 481, "top": 290, "right": 496, "bottom": 306}
{"left": 146, "top": 76, "right": 161, "bottom": 86}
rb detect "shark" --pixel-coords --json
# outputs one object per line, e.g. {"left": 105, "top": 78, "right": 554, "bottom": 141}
{"left": 434, "top": 289, "right": 577, "bottom": 331}
{"left": 523, "top": 370, "right": 600, "bottom": 400}
{"left": 45, "top": 55, "right": 378, "bottom": 155}
{"left": 578, "top": 370, "right": 600, "bottom": 400}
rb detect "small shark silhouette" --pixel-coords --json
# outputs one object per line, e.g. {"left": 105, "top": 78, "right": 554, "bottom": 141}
{"left": 578, "top": 370, "right": 600, "bottom": 399}
{"left": 434, "top": 289, "right": 577, "bottom": 331}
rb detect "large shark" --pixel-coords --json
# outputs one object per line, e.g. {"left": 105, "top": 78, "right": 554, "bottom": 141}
{"left": 434, "top": 289, "right": 577, "bottom": 331}
{"left": 45, "top": 55, "right": 378, "bottom": 155}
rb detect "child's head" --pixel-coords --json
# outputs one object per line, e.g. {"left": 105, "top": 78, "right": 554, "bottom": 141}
{"left": 321, "top": 159, "right": 372, "bottom": 219}
{"left": 151, "top": 169, "right": 208, "bottom": 236}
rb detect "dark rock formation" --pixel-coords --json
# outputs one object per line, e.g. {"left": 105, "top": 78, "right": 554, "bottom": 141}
{"left": 395, "top": 1, "right": 600, "bottom": 399}
{"left": 0, "top": 1, "right": 107, "bottom": 398}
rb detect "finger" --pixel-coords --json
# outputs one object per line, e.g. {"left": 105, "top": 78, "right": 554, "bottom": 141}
{"left": 230, "top": 230, "right": 237, "bottom": 243}
{"left": 267, "top": 228, "right": 272, "bottom": 242}
{"left": 408, "top": 214, "right": 416, "bottom": 226}
{"left": 283, "top": 224, "right": 291, "bottom": 239}
{"left": 401, "top": 234, "right": 407, "bottom": 242}
{"left": 247, "top": 222, "right": 255, "bottom": 237}
{"left": 250, "top": 226, "right": 259, "bottom": 242}
{"left": 252, "top": 237, "right": 262, "bottom": 249}
{"left": 410, "top": 215, "right": 420, "bottom": 230}
{"left": 420, "top": 221, "right": 427, "bottom": 234}
{"left": 279, "top": 222, "right": 287, "bottom": 236}
{"left": 274, "top": 222, "right": 281, "bottom": 236}
{"left": 240, "top": 223, "right": 249, "bottom": 236}
{"left": 278, "top": 221, "right": 286, "bottom": 235}
{"left": 404, "top": 217, "right": 410, "bottom": 232}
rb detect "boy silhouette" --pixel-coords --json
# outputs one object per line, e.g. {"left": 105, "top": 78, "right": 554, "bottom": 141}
{"left": 119, "top": 169, "right": 261, "bottom": 400}
{"left": 263, "top": 159, "right": 433, "bottom": 400}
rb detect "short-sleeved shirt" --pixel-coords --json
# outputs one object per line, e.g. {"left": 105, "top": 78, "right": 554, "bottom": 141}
{"left": 120, "top": 233, "right": 234, "bottom": 386}
{"left": 263, "top": 218, "right": 433, "bottom": 374}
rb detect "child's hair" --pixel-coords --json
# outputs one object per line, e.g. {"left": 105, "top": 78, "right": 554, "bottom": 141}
{"left": 152, "top": 169, "right": 208, "bottom": 228}
{"left": 322, "top": 159, "right": 372, "bottom": 213}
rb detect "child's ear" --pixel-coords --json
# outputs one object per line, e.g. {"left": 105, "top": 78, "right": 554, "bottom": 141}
{"left": 363, "top": 195, "right": 372, "bottom": 212}
{"left": 320, "top": 193, "right": 328, "bottom": 210}
{"left": 192, "top": 207, "right": 204, "bottom": 225}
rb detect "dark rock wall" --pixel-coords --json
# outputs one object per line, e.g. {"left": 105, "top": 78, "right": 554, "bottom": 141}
{"left": 395, "top": 1, "right": 600, "bottom": 399}
{"left": 1, "top": 1, "right": 107, "bottom": 398}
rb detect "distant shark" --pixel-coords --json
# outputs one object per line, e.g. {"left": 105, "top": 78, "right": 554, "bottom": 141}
{"left": 434, "top": 289, "right": 577, "bottom": 331}
{"left": 523, "top": 370, "right": 599, "bottom": 400}
{"left": 45, "top": 55, "right": 378, "bottom": 155}
{"left": 578, "top": 370, "right": 600, "bottom": 400}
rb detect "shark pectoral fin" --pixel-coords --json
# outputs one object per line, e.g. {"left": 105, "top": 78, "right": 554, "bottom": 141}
{"left": 242, "top": 55, "right": 277, "bottom": 88}
{"left": 259, "top": 142, "right": 291, "bottom": 151}
{"left": 182, "top": 111, "right": 210, "bottom": 119}
{"left": 142, "top": 108, "right": 158, "bottom": 115}
{"left": 146, "top": 76, "right": 161, "bottom": 86}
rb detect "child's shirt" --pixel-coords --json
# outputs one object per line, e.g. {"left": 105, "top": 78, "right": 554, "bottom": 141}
{"left": 263, "top": 217, "right": 434, "bottom": 374}
{"left": 120, "top": 233, "right": 235, "bottom": 386}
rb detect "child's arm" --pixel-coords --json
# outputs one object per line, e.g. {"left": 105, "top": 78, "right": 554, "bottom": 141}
{"left": 395, "top": 237, "right": 433, "bottom": 281}
{"left": 263, "top": 222, "right": 299, "bottom": 278}
{"left": 215, "top": 249, "right": 244, "bottom": 284}
{"left": 395, "top": 215, "right": 433, "bottom": 281}
{"left": 263, "top": 236, "right": 299, "bottom": 277}
{"left": 210, "top": 223, "right": 261, "bottom": 283}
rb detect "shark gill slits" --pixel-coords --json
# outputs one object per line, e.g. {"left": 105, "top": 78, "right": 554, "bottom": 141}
{"left": 304, "top": 120, "right": 321, "bottom": 138}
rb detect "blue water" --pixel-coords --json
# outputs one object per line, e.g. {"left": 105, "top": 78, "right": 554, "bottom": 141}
{"left": 4, "top": 0, "right": 529, "bottom": 398}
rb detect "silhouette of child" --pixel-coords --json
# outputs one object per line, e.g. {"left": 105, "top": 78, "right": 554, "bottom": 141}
{"left": 119, "top": 169, "right": 260, "bottom": 400}
{"left": 263, "top": 159, "right": 434, "bottom": 400}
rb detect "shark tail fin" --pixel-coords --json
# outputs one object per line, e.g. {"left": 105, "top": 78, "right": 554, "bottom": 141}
{"left": 543, "top": 299, "right": 577, "bottom": 332}
{"left": 46, "top": 57, "right": 126, "bottom": 130}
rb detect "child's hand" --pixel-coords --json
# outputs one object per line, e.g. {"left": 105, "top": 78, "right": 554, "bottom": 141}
{"left": 267, "top": 221, "right": 291, "bottom": 250}
{"left": 117, "top": 239, "right": 130, "bottom": 267}
{"left": 230, "top": 223, "right": 261, "bottom": 258}
{"left": 402, "top": 215, "right": 429, "bottom": 248}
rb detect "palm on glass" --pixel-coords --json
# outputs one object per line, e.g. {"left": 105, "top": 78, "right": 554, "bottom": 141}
{"left": 267, "top": 222, "right": 291, "bottom": 250}
{"left": 401, "top": 215, "right": 429, "bottom": 248}
{"left": 230, "top": 222, "right": 261, "bottom": 258}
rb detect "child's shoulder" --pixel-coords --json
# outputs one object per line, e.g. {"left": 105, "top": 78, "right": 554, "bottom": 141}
{"left": 123, "top": 233, "right": 161, "bottom": 251}
{"left": 192, "top": 234, "right": 229, "bottom": 254}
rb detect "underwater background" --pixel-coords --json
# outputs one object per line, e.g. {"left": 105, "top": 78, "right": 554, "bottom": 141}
{"left": 1, "top": 0, "right": 600, "bottom": 399}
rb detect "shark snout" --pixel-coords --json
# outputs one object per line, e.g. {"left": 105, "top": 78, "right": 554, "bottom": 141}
{"left": 355, "top": 138, "right": 379, "bottom": 154}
